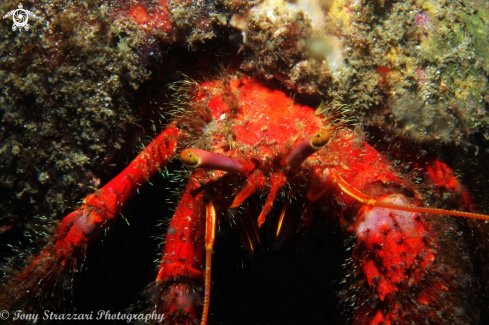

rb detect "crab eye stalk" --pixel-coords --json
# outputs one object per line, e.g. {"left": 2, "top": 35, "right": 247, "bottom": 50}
{"left": 180, "top": 148, "right": 252, "bottom": 174}
{"left": 284, "top": 129, "right": 330, "bottom": 170}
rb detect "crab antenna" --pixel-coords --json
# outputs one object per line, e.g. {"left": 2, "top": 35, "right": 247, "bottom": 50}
{"left": 284, "top": 129, "right": 330, "bottom": 170}
{"left": 328, "top": 168, "right": 489, "bottom": 222}
{"left": 180, "top": 148, "right": 252, "bottom": 174}
{"left": 201, "top": 202, "right": 216, "bottom": 325}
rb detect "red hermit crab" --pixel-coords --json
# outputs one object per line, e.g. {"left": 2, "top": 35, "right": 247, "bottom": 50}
{"left": 2, "top": 74, "right": 489, "bottom": 325}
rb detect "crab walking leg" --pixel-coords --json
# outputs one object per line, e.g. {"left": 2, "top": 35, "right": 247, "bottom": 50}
{"left": 155, "top": 174, "right": 207, "bottom": 325}
{"left": 1, "top": 125, "right": 178, "bottom": 311}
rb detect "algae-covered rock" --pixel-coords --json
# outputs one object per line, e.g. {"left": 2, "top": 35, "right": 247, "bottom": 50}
{"left": 0, "top": 0, "right": 155, "bottom": 236}
{"left": 231, "top": 0, "right": 489, "bottom": 144}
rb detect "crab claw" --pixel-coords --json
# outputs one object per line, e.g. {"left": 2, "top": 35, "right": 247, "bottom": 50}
{"left": 426, "top": 160, "right": 462, "bottom": 193}
{"left": 426, "top": 159, "right": 473, "bottom": 208}
{"left": 351, "top": 194, "right": 440, "bottom": 323}
{"left": 155, "top": 283, "right": 203, "bottom": 325}
{"left": 0, "top": 207, "right": 104, "bottom": 312}
{"left": 354, "top": 194, "right": 435, "bottom": 300}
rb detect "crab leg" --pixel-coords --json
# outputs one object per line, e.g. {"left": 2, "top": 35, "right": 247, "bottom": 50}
{"left": 426, "top": 159, "right": 474, "bottom": 208}
{"left": 1, "top": 125, "right": 178, "bottom": 311}
{"left": 322, "top": 176, "right": 434, "bottom": 325}
{"left": 154, "top": 171, "right": 216, "bottom": 325}
{"left": 285, "top": 134, "right": 478, "bottom": 323}
{"left": 313, "top": 140, "right": 488, "bottom": 324}
{"left": 154, "top": 179, "right": 205, "bottom": 324}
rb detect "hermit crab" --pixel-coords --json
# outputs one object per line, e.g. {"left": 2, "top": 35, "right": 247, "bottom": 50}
{"left": 2, "top": 74, "right": 489, "bottom": 325}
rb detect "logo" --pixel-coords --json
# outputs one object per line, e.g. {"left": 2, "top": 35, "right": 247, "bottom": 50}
{"left": 3, "top": 3, "right": 37, "bottom": 31}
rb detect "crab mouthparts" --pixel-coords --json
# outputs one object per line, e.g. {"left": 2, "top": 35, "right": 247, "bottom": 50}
{"left": 180, "top": 129, "right": 330, "bottom": 227}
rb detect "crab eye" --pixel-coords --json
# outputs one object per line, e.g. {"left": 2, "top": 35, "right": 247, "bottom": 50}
{"left": 284, "top": 129, "right": 330, "bottom": 170}
{"left": 310, "top": 129, "right": 330, "bottom": 149}
{"left": 180, "top": 149, "right": 201, "bottom": 167}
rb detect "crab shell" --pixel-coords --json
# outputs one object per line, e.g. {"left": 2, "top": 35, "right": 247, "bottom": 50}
{"left": 154, "top": 76, "right": 475, "bottom": 324}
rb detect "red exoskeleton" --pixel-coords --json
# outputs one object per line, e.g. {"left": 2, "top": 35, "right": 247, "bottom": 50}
{"left": 2, "top": 74, "right": 488, "bottom": 325}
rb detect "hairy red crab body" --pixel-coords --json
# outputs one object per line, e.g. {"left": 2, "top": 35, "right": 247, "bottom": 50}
{"left": 2, "top": 75, "right": 487, "bottom": 324}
